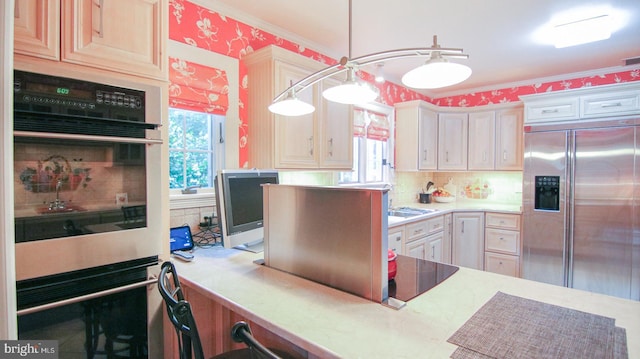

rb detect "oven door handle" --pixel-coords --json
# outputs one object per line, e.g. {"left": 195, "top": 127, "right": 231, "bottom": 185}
{"left": 17, "top": 277, "right": 157, "bottom": 316}
{"left": 13, "top": 131, "right": 163, "bottom": 145}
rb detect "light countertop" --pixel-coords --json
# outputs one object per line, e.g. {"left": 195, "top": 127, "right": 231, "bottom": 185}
{"left": 173, "top": 247, "right": 640, "bottom": 359}
{"left": 388, "top": 199, "right": 521, "bottom": 227}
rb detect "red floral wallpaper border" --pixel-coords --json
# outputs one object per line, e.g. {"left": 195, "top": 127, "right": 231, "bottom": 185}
{"left": 432, "top": 69, "right": 640, "bottom": 107}
{"left": 169, "top": 0, "right": 640, "bottom": 167}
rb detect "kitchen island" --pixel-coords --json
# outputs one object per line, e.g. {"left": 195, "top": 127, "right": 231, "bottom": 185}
{"left": 170, "top": 246, "right": 640, "bottom": 359}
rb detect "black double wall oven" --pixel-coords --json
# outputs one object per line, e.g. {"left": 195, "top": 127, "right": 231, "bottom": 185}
{"left": 13, "top": 70, "right": 163, "bottom": 358}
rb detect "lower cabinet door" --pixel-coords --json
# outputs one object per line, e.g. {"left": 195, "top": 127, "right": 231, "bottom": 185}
{"left": 405, "top": 238, "right": 427, "bottom": 260}
{"left": 484, "top": 252, "right": 520, "bottom": 277}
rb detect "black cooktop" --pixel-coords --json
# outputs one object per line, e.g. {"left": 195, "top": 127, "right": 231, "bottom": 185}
{"left": 388, "top": 255, "right": 459, "bottom": 302}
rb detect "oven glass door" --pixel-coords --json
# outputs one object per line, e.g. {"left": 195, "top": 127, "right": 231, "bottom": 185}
{"left": 14, "top": 138, "right": 147, "bottom": 242}
{"left": 17, "top": 258, "right": 156, "bottom": 359}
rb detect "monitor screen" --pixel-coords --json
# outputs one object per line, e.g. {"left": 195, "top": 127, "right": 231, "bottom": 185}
{"left": 215, "top": 169, "right": 279, "bottom": 251}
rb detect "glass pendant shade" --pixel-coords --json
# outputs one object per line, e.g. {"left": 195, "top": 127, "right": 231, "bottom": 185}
{"left": 322, "top": 69, "right": 378, "bottom": 105}
{"left": 402, "top": 57, "right": 472, "bottom": 89}
{"left": 268, "top": 92, "right": 315, "bottom": 116}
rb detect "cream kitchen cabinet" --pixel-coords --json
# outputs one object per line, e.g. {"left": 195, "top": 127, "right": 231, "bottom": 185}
{"left": 395, "top": 101, "right": 438, "bottom": 171}
{"left": 403, "top": 215, "right": 446, "bottom": 261}
{"left": 467, "top": 111, "right": 495, "bottom": 170}
{"left": 14, "top": 0, "right": 167, "bottom": 80}
{"left": 442, "top": 213, "right": 452, "bottom": 264}
{"left": 14, "top": 0, "right": 60, "bottom": 60}
{"left": 468, "top": 107, "right": 523, "bottom": 171}
{"left": 484, "top": 212, "right": 521, "bottom": 277}
{"left": 438, "top": 113, "right": 468, "bottom": 170}
{"left": 580, "top": 88, "right": 640, "bottom": 118}
{"left": 425, "top": 232, "right": 444, "bottom": 262}
{"left": 495, "top": 108, "right": 523, "bottom": 170}
{"left": 452, "top": 212, "right": 484, "bottom": 270}
{"left": 388, "top": 226, "right": 405, "bottom": 255}
{"left": 245, "top": 46, "right": 353, "bottom": 169}
{"left": 524, "top": 97, "right": 579, "bottom": 123}
{"left": 318, "top": 77, "right": 353, "bottom": 168}
{"left": 405, "top": 237, "right": 427, "bottom": 260}
{"left": 522, "top": 82, "right": 640, "bottom": 123}
{"left": 404, "top": 231, "right": 442, "bottom": 261}
{"left": 395, "top": 101, "right": 522, "bottom": 172}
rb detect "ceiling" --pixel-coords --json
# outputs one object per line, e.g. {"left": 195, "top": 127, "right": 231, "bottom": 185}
{"left": 204, "top": 0, "right": 640, "bottom": 98}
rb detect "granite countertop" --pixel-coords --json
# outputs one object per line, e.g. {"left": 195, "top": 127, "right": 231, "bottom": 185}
{"left": 172, "top": 247, "right": 640, "bottom": 359}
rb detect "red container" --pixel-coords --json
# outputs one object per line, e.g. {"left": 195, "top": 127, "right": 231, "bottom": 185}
{"left": 388, "top": 249, "right": 398, "bottom": 281}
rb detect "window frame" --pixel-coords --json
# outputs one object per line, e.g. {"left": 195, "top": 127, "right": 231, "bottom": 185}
{"left": 168, "top": 108, "right": 226, "bottom": 192}
{"left": 168, "top": 40, "right": 239, "bottom": 203}
{"left": 338, "top": 102, "right": 395, "bottom": 186}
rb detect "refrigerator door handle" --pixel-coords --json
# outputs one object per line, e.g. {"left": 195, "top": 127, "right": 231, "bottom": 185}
{"left": 565, "top": 130, "right": 575, "bottom": 288}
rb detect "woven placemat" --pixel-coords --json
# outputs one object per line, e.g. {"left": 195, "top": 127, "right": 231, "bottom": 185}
{"left": 447, "top": 292, "right": 627, "bottom": 359}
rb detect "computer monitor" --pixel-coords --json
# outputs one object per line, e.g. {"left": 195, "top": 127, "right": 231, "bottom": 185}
{"left": 214, "top": 169, "right": 279, "bottom": 252}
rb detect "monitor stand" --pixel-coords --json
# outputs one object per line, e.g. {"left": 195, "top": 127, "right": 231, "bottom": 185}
{"left": 234, "top": 239, "right": 264, "bottom": 253}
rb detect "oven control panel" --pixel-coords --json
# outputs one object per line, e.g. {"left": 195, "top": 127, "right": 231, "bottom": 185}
{"left": 14, "top": 70, "right": 144, "bottom": 116}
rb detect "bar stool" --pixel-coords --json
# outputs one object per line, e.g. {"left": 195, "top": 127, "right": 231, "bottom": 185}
{"left": 158, "top": 261, "right": 295, "bottom": 359}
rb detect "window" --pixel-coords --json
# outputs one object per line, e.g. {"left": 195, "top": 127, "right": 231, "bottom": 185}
{"left": 169, "top": 108, "right": 225, "bottom": 189}
{"left": 339, "top": 137, "right": 387, "bottom": 184}
{"left": 339, "top": 107, "right": 392, "bottom": 184}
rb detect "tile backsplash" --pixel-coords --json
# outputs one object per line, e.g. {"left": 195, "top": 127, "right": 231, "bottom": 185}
{"left": 392, "top": 171, "right": 523, "bottom": 206}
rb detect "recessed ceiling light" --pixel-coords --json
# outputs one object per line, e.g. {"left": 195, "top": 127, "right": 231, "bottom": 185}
{"left": 554, "top": 14, "right": 611, "bottom": 48}
{"left": 531, "top": 6, "right": 629, "bottom": 48}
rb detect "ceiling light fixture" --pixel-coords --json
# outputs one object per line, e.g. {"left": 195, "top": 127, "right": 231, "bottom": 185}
{"left": 401, "top": 41, "right": 472, "bottom": 89}
{"left": 268, "top": 0, "right": 471, "bottom": 116}
{"left": 323, "top": 67, "right": 378, "bottom": 104}
{"left": 268, "top": 89, "right": 315, "bottom": 116}
{"left": 553, "top": 14, "right": 611, "bottom": 48}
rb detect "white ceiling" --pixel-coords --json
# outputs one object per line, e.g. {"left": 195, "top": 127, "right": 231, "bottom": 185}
{"left": 203, "top": 0, "right": 640, "bottom": 97}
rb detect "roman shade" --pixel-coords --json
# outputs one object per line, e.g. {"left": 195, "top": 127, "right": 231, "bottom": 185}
{"left": 169, "top": 57, "right": 229, "bottom": 115}
{"left": 354, "top": 108, "right": 390, "bottom": 141}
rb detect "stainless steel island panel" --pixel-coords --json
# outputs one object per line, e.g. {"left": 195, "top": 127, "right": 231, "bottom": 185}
{"left": 262, "top": 184, "right": 388, "bottom": 303}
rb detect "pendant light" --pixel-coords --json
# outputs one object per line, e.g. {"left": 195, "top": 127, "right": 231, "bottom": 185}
{"left": 268, "top": 89, "right": 315, "bottom": 116}
{"left": 322, "top": 67, "right": 378, "bottom": 104}
{"left": 267, "top": 1, "right": 471, "bottom": 116}
{"left": 402, "top": 36, "right": 472, "bottom": 89}
{"left": 320, "top": 0, "right": 377, "bottom": 105}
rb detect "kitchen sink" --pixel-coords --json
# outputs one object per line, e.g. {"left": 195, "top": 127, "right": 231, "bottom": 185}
{"left": 388, "top": 207, "right": 438, "bottom": 218}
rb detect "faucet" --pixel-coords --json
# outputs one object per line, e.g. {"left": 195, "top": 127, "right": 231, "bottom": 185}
{"left": 49, "top": 179, "right": 66, "bottom": 210}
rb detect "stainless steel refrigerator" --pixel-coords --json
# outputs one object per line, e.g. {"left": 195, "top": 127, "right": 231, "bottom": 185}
{"left": 522, "top": 118, "right": 640, "bottom": 300}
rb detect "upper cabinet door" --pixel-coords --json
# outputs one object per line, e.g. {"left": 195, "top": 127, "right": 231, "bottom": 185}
{"left": 468, "top": 111, "right": 496, "bottom": 170}
{"left": 319, "top": 77, "right": 353, "bottom": 168}
{"left": 438, "top": 113, "right": 468, "bottom": 170}
{"left": 495, "top": 108, "right": 523, "bottom": 170}
{"left": 418, "top": 108, "right": 438, "bottom": 170}
{"left": 61, "top": 0, "right": 167, "bottom": 80}
{"left": 274, "top": 62, "right": 318, "bottom": 168}
{"left": 14, "top": 0, "right": 60, "bottom": 60}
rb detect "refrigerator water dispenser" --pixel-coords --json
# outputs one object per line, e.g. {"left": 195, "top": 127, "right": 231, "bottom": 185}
{"left": 534, "top": 176, "right": 560, "bottom": 211}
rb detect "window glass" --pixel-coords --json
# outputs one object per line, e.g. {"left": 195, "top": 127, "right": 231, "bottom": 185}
{"left": 169, "top": 108, "right": 224, "bottom": 189}
{"left": 338, "top": 137, "right": 360, "bottom": 183}
{"left": 365, "top": 138, "right": 386, "bottom": 183}
{"left": 339, "top": 109, "right": 390, "bottom": 185}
